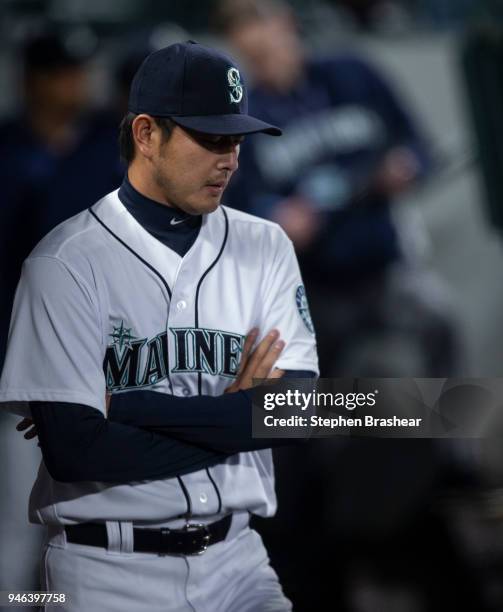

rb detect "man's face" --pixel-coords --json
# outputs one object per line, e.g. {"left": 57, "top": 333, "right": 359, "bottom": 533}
{"left": 228, "top": 15, "right": 303, "bottom": 92}
{"left": 27, "top": 66, "right": 89, "bottom": 118}
{"left": 151, "top": 124, "right": 243, "bottom": 215}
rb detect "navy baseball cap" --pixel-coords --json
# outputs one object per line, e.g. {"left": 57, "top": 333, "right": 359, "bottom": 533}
{"left": 128, "top": 40, "right": 281, "bottom": 137}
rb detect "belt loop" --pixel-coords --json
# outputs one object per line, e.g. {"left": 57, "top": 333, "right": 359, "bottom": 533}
{"left": 119, "top": 521, "right": 134, "bottom": 554}
{"left": 230, "top": 511, "right": 250, "bottom": 541}
{"left": 47, "top": 524, "right": 66, "bottom": 548}
{"left": 105, "top": 521, "right": 121, "bottom": 555}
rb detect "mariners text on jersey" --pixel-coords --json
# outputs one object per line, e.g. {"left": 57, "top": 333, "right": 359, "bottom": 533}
{"left": 105, "top": 325, "right": 245, "bottom": 390}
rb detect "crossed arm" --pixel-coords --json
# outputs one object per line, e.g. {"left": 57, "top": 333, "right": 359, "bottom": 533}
{"left": 17, "top": 329, "right": 314, "bottom": 483}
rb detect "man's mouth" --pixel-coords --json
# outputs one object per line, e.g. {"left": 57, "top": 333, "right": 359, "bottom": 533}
{"left": 205, "top": 180, "right": 227, "bottom": 195}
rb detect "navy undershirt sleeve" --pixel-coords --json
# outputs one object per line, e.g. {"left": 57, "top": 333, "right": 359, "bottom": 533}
{"left": 30, "top": 371, "right": 315, "bottom": 483}
{"left": 30, "top": 401, "right": 229, "bottom": 484}
{"left": 109, "top": 370, "right": 317, "bottom": 453}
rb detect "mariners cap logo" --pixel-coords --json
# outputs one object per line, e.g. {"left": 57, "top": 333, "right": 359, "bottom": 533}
{"left": 296, "top": 285, "right": 315, "bottom": 335}
{"left": 227, "top": 67, "right": 243, "bottom": 104}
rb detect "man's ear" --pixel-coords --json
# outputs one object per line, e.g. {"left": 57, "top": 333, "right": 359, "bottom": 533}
{"left": 131, "top": 114, "right": 158, "bottom": 160}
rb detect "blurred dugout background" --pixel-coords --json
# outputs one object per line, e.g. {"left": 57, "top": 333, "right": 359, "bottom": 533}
{"left": 2, "top": 0, "right": 503, "bottom": 611}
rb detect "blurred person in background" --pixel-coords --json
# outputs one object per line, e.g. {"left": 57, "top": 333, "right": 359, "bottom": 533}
{"left": 214, "top": 2, "right": 484, "bottom": 611}
{"left": 216, "top": 0, "right": 459, "bottom": 380}
{"left": 0, "top": 27, "right": 122, "bottom": 601}
{"left": 0, "top": 28, "right": 123, "bottom": 366}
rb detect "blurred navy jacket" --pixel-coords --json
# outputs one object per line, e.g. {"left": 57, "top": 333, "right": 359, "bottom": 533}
{"left": 226, "top": 54, "right": 431, "bottom": 289}
{"left": 0, "top": 111, "right": 123, "bottom": 364}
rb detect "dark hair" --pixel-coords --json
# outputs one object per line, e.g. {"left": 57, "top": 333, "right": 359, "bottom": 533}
{"left": 118, "top": 112, "right": 175, "bottom": 164}
{"left": 22, "top": 30, "right": 94, "bottom": 74}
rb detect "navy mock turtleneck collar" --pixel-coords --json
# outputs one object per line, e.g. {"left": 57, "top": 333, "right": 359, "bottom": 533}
{"left": 118, "top": 175, "right": 202, "bottom": 257}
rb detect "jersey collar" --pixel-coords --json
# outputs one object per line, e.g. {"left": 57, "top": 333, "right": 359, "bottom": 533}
{"left": 90, "top": 189, "right": 228, "bottom": 294}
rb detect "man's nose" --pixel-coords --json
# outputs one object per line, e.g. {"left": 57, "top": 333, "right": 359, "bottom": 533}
{"left": 217, "top": 145, "right": 240, "bottom": 173}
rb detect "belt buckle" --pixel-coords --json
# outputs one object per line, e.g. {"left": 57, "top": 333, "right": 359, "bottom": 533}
{"left": 183, "top": 522, "right": 211, "bottom": 556}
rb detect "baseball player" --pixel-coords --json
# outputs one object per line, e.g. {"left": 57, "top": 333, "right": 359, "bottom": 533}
{"left": 0, "top": 41, "right": 318, "bottom": 611}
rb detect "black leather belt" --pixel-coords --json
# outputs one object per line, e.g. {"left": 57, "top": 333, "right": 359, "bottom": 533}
{"left": 65, "top": 514, "right": 232, "bottom": 556}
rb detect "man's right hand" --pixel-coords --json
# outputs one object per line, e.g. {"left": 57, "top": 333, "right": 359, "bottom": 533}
{"left": 16, "top": 417, "right": 37, "bottom": 440}
{"left": 225, "top": 328, "right": 285, "bottom": 393}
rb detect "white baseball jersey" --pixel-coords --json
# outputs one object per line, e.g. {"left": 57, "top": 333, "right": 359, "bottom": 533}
{"left": 0, "top": 189, "right": 318, "bottom": 526}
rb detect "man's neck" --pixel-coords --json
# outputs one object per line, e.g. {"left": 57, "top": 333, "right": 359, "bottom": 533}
{"left": 127, "top": 164, "right": 174, "bottom": 208}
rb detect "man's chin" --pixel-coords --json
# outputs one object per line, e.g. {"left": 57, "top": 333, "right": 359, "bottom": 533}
{"left": 186, "top": 198, "right": 221, "bottom": 215}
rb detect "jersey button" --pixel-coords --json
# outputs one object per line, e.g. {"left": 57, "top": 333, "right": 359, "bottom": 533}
{"left": 182, "top": 388, "right": 190, "bottom": 396}
{"left": 176, "top": 300, "right": 187, "bottom": 311}
{"left": 199, "top": 493, "right": 208, "bottom": 503}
